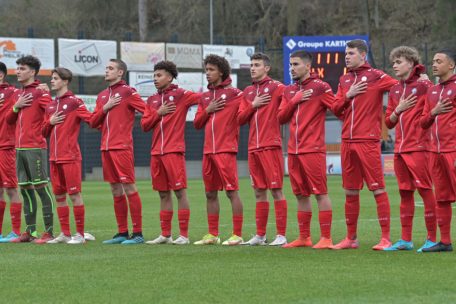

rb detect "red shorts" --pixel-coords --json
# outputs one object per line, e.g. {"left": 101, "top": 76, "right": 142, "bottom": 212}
{"left": 50, "top": 161, "right": 82, "bottom": 195}
{"left": 394, "top": 152, "right": 432, "bottom": 190}
{"left": 288, "top": 153, "right": 327, "bottom": 196}
{"left": 151, "top": 153, "right": 187, "bottom": 191}
{"left": 0, "top": 149, "right": 17, "bottom": 188}
{"left": 102, "top": 150, "right": 135, "bottom": 184}
{"left": 429, "top": 152, "right": 456, "bottom": 202}
{"left": 248, "top": 149, "right": 284, "bottom": 189}
{"left": 341, "top": 141, "right": 385, "bottom": 191}
{"left": 202, "top": 153, "right": 238, "bottom": 192}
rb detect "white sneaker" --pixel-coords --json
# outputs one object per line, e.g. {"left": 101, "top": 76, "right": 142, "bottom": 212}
{"left": 269, "top": 235, "right": 287, "bottom": 246}
{"left": 241, "top": 235, "right": 267, "bottom": 246}
{"left": 84, "top": 232, "right": 96, "bottom": 241}
{"left": 146, "top": 235, "right": 173, "bottom": 245}
{"left": 47, "top": 233, "right": 71, "bottom": 244}
{"left": 172, "top": 235, "right": 190, "bottom": 245}
{"left": 67, "top": 233, "right": 86, "bottom": 244}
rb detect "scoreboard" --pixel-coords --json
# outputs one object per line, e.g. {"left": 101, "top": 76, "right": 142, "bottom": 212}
{"left": 283, "top": 35, "right": 369, "bottom": 92}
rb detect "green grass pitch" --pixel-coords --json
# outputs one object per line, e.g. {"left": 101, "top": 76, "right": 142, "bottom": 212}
{"left": 1, "top": 176, "right": 456, "bottom": 303}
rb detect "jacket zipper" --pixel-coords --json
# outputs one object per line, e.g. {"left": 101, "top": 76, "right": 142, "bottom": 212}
{"left": 350, "top": 72, "right": 358, "bottom": 139}
{"left": 398, "top": 83, "right": 406, "bottom": 153}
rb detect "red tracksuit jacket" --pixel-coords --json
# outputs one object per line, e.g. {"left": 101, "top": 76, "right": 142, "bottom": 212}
{"left": 0, "top": 83, "right": 18, "bottom": 149}
{"left": 6, "top": 80, "right": 51, "bottom": 149}
{"left": 278, "top": 74, "right": 335, "bottom": 154}
{"left": 333, "top": 63, "right": 398, "bottom": 141}
{"left": 420, "top": 74, "right": 456, "bottom": 153}
{"left": 141, "top": 84, "right": 200, "bottom": 156}
{"left": 385, "top": 65, "right": 432, "bottom": 154}
{"left": 90, "top": 80, "right": 145, "bottom": 151}
{"left": 238, "top": 76, "right": 285, "bottom": 152}
{"left": 193, "top": 77, "right": 243, "bottom": 154}
{"left": 42, "top": 91, "right": 92, "bottom": 162}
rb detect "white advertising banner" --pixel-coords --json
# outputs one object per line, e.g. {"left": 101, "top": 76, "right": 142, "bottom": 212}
{"left": 202, "top": 45, "right": 255, "bottom": 69}
{"left": 0, "top": 37, "right": 54, "bottom": 75}
{"left": 58, "top": 38, "right": 116, "bottom": 76}
{"left": 129, "top": 71, "right": 156, "bottom": 97}
{"left": 121, "top": 42, "right": 165, "bottom": 71}
{"left": 166, "top": 43, "right": 202, "bottom": 69}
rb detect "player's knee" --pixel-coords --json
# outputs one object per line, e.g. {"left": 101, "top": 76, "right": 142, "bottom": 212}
{"left": 271, "top": 189, "right": 284, "bottom": 200}
{"left": 225, "top": 190, "right": 238, "bottom": 200}
{"left": 373, "top": 188, "right": 385, "bottom": 195}
{"left": 69, "top": 193, "right": 83, "bottom": 206}
{"left": 174, "top": 189, "right": 184, "bottom": 200}
{"left": 159, "top": 191, "right": 171, "bottom": 200}
{"left": 5, "top": 188, "right": 18, "bottom": 198}
{"left": 205, "top": 191, "right": 217, "bottom": 200}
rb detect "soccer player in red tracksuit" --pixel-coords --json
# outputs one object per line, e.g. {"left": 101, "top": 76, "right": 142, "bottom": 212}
{"left": 383, "top": 46, "right": 437, "bottom": 252}
{"left": 420, "top": 49, "right": 456, "bottom": 253}
{"left": 193, "top": 54, "right": 244, "bottom": 245}
{"left": 90, "top": 59, "right": 146, "bottom": 245}
{"left": 331, "top": 39, "right": 398, "bottom": 250}
{"left": 238, "top": 53, "right": 288, "bottom": 247}
{"left": 0, "top": 61, "right": 22, "bottom": 243}
{"left": 278, "top": 50, "right": 335, "bottom": 249}
{"left": 6, "top": 55, "right": 55, "bottom": 244}
{"left": 140, "top": 61, "right": 200, "bottom": 245}
{"left": 42, "top": 67, "right": 94, "bottom": 244}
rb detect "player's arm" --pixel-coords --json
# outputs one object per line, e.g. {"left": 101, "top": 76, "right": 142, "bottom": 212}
{"left": 277, "top": 93, "right": 297, "bottom": 124}
{"left": 384, "top": 93, "right": 399, "bottom": 129}
{"left": 128, "top": 91, "right": 146, "bottom": 114}
{"left": 193, "top": 102, "right": 210, "bottom": 129}
{"left": 41, "top": 111, "right": 54, "bottom": 138}
{"left": 420, "top": 96, "right": 452, "bottom": 129}
{"left": 237, "top": 96, "right": 256, "bottom": 125}
{"left": 331, "top": 83, "right": 352, "bottom": 116}
{"left": 38, "top": 92, "right": 52, "bottom": 110}
{"left": 140, "top": 103, "right": 161, "bottom": 132}
{"left": 377, "top": 73, "right": 398, "bottom": 92}
{"left": 184, "top": 91, "right": 202, "bottom": 108}
{"left": 76, "top": 102, "right": 94, "bottom": 125}
{"left": 319, "top": 86, "right": 338, "bottom": 115}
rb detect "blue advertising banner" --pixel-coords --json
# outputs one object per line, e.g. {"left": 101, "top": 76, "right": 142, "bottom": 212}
{"left": 283, "top": 35, "right": 369, "bottom": 91}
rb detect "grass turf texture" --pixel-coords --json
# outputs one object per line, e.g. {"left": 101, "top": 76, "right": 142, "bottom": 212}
{"left": 1, "top": 176, "right": 456, "bottom": 303}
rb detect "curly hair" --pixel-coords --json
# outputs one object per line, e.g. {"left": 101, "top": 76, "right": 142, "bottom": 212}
{"left": 203, "top": 54, "right": 231, "bottom": 81}
{"left": 154, "top": 60, "right": 178, "bottom": 79}
{"left": 16, "top": 55, "right": 41, "bottom": 75}
{"left": 389, "top": 46, "right": 420, "bottom": 66}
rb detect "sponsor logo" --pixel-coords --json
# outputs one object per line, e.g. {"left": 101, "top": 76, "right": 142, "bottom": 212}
{"left": 286, "top": 39, "right": 296, "bottom": 50}
{"left": 73, "top": 43, "right": 101, "bottom": 71}
{"left": 0, "top": 40, "right": 22, "bottom": 59}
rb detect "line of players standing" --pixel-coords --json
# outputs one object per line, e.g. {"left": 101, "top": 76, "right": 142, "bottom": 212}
{"left": 0, "top": 39, "right": 454, "bottom": 252}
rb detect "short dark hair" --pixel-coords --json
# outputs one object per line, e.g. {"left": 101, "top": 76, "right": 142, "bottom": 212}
{"left": 154, "top": 60, "right": 178, "bottom": 79}
{"left": 250, "top": 52, "right": 271, "bottom": 66}
{"left": 346, "top": 39, "right": 369, "bottom": 54}
{"left": 290, "top": 50, "right": 313, "bottom": 62}
{"left": 16, "top": 55, "right": 41, "bottom": 75}
{"left": 436, "top": 49, "right": 456, "bottom": 65}
{"left": 52, "top": 67, "right": 73, "bottom": 83}
{"left": 109, "top": 59, "right": 128, "bottom": 78}
{"left": 0, "top": 61, "right": 6, "bottom": 76}
{"left": 389, "top": 46, "right": 420, "bottom": 66}
{"left": 203, "top": 54, "right": 231, "bottom": 81}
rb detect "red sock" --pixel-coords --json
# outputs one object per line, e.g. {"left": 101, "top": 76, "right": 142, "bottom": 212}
{"left": 399, "top": 190, "right": 415, "bottom": 242}
{"left": 375, "top": 192, "right": 391, "bottom": 240}
{"left": 256, "top": 201, "right": 269, "bottom": 237}
{"left": 297, "top": 211, "right": 312, "bottom": 239}
{"left": 345, "top": 194, "right": 360, "bottom": 239}
{"left": 418, "top": 188, "right": 437, "bottom": 242}
{"left": 127, "top": 192, "right": 143, "bottom": 233}
{"left": 0, "top": 201, "right": 5, "bottom": 234}
{"left": 233, "top": 214, "right": 243, "bottom": 237}
{"left": 160, "top": 210, "right": 173, "bottom": 237}
{"left": 208, "top": 213, "right": 219, "bottom": 236}
{"left": 436, "top": 201, "right": 452, "bottom": 244}
{"left": 73, "top": 205, "right": 85, "bottom": 235}
{"left": 319, "top": 210, "right": 332, "bottom": 239}
{"left": 57, "top": 205, "right": 71, "bottom": 236}
{"left": 178, "top": 209, "right": 190, "bottom": 238}
{"left": 10, "top": 202, "right": 22, "bottom": 235}
{"left": 274, "top": 200, "right": 287, "bottom": 236}
{"left": 113, "top": 195, "right": 128, "bottom": 234}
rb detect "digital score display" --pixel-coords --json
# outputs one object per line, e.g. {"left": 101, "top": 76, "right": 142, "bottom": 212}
{"left": 310, "top": 51, "right": 346, "bottom": 92}
{"left": 283, "top": 35, "right": 369, "bottom": 93}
